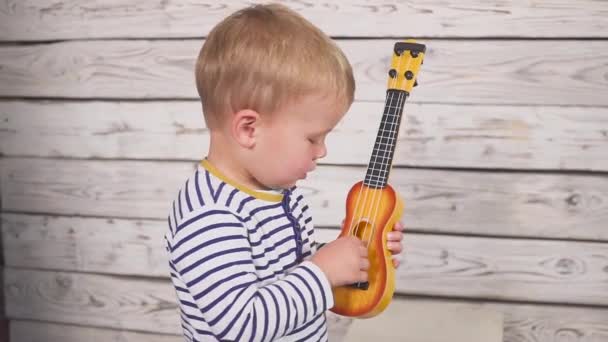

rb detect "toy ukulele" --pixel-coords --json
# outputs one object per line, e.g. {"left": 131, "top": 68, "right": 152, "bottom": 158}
{"left": 330, "top": 40, "right": 425, "bottom": 318}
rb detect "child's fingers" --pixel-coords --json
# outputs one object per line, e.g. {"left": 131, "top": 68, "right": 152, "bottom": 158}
{"left": 387, "top": 230, "right": 403, "bottom": 242}
{"left": 393, "top": 221, "right": 405, "bottom": 231}
{"left": 392, "top": 256, "right": 402, "bottom": 268}
{"left": 387, "top": 241, "right": 403, "bottom": 254}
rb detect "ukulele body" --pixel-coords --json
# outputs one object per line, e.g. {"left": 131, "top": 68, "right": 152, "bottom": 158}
{"left": 330, "top": 181, "right": 404, "bottom": 318}
{"left": 329, "top": 39, "right": 424, "bottom": 318}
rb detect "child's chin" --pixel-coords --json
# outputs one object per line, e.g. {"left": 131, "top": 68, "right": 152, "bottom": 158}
{"left": 281, "top": 176, "right": 305, "bottom": 188}
{"left": 284, "top": 180, "right": 299, "bottom": 188}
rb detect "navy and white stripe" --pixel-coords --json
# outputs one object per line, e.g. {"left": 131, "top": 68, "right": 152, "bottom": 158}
{"left": 165, "top": 161, "right": 333, "bottom": 341}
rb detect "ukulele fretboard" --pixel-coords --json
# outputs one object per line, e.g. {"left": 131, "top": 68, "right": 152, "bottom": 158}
{"left": 363, "top": 89, "right": 408, "bottom": 189}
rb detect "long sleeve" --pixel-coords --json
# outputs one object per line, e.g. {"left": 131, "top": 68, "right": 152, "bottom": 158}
{"left": 289, "top": 189, "right": 318, "bottom": 258}
{"left": 168, "top": 206, "right": 334, "bottom": 342}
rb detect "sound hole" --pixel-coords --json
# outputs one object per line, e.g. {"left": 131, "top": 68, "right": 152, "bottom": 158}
{"left": 352, "top": 220, "right": 371, "bottom": 240}
{"left": 349, "top": 221, "right": 371, "bottom": 291}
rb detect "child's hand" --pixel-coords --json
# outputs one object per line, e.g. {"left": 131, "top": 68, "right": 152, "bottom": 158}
{"left": 387, "top": 221, "right": 405, "bottom": 268}
{"left": 310, "top": 236, "right": 368, "bottom": 287}
{"left": 337, "top": 218, "right": 405, "bottom": 268}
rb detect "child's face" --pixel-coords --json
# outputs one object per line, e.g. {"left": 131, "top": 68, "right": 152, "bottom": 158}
{"left": 252, "top": 94, "right": 348, "bottom": 189}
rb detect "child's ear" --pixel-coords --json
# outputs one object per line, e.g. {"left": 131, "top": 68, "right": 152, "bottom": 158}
{"left": 231, "top": 109, "right": 260, "bottom": 148}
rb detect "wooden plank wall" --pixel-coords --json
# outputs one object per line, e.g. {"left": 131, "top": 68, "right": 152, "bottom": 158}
{"left": 1, "top": 1, "right": 608, "bottom": 341}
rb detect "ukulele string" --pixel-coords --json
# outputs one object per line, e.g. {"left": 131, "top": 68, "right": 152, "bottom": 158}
{"left": 363, "top": 90, "right": 405, "bottom": 246}
{"left": 349, "top": 88, "right": 395, "bottom": 239}
{"left": 348, "top": 91, "right": 392, "bottom": 240}
{"left": 360, "top": 50, "right": 408, "bottom": 248}
{"left": 358, "top": 91, "right": 397, "bottom": 243}
{"left": 364, "top": 90, "right": 405, "bottom": 247}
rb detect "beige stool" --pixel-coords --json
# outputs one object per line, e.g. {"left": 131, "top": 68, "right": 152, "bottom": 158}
{"left": 332, "top": 299, "right": 503, "bottom": 342}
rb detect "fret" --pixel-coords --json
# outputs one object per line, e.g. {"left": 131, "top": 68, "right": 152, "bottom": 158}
{"left": 365, "top": 170, "right": 388, "bottom": 181}
{"left": 366, "top": 165, "right": 391, "bottom": 176}
{"left": 373, "top": 140, "right": 395, "bottom": 148}
{"left": 377, "top": 121, "right": 399, "bottom": 131}
{"left": 372, "top": 141, "right": 397, "bottom": 149}
{"left": 363, "top": 182, "right": 386, "bottom": 190}
{"left": 363, "top": 180, "right": 388, "bottom": 189}
{"left": 371, "top": 145, "right": 395, "bottom": 153}
{"left": 366, "top": 166, "right": 393, "bottom": 173}
{"left": 368, "top": 162, "right": 391, "bottom": 170}
{"left": 376, "top": 125, "right": 399, "bottom": 137}
{"left": 367, "top": 164, "right": 390, "bottom": 171}
{"left": 369, "top": 153, "right": 393, "bottom": 164}
{"left": 369, "top": 155, "right": 394, "bottom": 163}
{"left": 376, "top": 129, "right": 399, "bottom": 137}
{"left": 377, "top": 125, "right": 399, "bottom": 131}
{"left": 373, "top": 141, "right": 396, "bottom": 150}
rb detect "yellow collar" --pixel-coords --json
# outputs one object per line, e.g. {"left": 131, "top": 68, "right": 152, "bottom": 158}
{"left": 200, "top": 159, "right": 284, "bottom": 202}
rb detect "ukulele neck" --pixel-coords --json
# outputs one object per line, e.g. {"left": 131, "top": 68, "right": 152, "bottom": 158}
{"left": 363, "top": 89, "right": 408, "bottom": 189}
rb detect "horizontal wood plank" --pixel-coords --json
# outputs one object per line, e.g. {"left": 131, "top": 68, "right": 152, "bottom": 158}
{"left": 10, "top": 320, "right": 181, "bottom": 342}
{"left": 4, "top": 269, "right": 180, "bottom": 334}
{"left": 4, "top": 269, "right": 608, "bottom": 341}
{"left": 0, "top": 265, "right": 4, "bottom": 342}
{"left": 1, "top": 0, "right": 607, "bottom": 41}
{"left": 2, "top": 158, "right": 607, "bottom": 240}
{"left": 3, "top": 214, "right": 608, "bottom": 305}
{"left": 9, "top": 319, "right": 349, "bottom": 342}
{"left": 1, "top": 40, "right": 607, "bottom": 106}
{"left": 7, "top": 313, "right": 348, "bottom": 342}
{"left": 2, "top": 101, "right": 607, "bottom": 171}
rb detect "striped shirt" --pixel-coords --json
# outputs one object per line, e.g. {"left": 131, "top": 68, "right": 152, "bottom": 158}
{"left": 165, "top": 159, "right": 333, "bottom": 341}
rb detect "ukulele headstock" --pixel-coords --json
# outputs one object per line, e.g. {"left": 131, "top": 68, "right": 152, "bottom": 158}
{"left": 387, "top": 40, "right": 426, "bottom": 94}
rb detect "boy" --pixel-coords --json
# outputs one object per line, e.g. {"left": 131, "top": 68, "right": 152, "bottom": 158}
{"left": 164, "top": 3, "right": 404, "bottom": 341}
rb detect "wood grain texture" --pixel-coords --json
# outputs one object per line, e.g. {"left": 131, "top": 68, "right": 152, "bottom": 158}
{"left": 1, "top": 1, "right": 607, "bottom": 341}
{"left": 4, "top": 269, "right": 181, "bottom": 334}
{"left": 3, "top": 214, "right": 607, "bottom": 305}
{"left": 1, "top": 0, "right": 607, "bottom": 41}
{"left": 343, "top": 299, "right": 503, "bottom": 342}
{"left": 5, "top": 270, "right": 608, "bottom": 342}
{"left": 0, "top": 267, "right": 5, "bottom": 342}
{"left": 2, "top": 158, "right": 607, "bottom": 240}
{"left": 10, "top": 320, "right": 182, "bottom": 342}
{"left": 9, "top": 315, "right": 351, "bottom": 342}
{"left": 2, "top": 100, "right": 607, "bottom": 171}
{"left": 1, "top": 40, "right": 607, "bottom": 106}
{"left": 399, "top": 233, "right": 608, "bottom": 306}
{"left": 0, "top": 214, "right": 340, "bottom": 277}
{"left": 498, "top": 303, "right": 608, "bottom": 342}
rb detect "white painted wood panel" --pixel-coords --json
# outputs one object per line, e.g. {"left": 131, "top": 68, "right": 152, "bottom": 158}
{"left": 2, "top": 101, "right": 607, "bottom": 171}
{"left": 0, "top": 214, "right": 335, "bottom": 278}
{"left": 9, "top": 319, "right": 348, "bottom": 342}
{"left": 10, "top": 320, "right": 182, "bottom": 342}
{"left": 1, "top": 0, "right": 607, "bottom": 41}
{"left": 3, "top": 214, "right": 608, "bottom": 305}
{"left": 5, "top": 269, "right": 180, "bottom": 334}
{"left": 1, "top": 40, "right": 607, "bottom": 106}
{"left": 1, "top": 1, "right": 607, "bottom": 341}
{"left": 5, "top": 271, "right": 608, "bottom": 342}
{"left": 2, "top": 159, "right": 606, "bottom": 240}
{"left": 343, "top": 300, "right": 503, "bottom": 342}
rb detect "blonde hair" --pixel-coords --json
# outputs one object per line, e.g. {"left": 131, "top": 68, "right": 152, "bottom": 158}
{"left": 195, "top": 3, "right": 355, "bottom": 128}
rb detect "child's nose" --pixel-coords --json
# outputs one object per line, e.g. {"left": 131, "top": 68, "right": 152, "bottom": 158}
{"left": 315, "top": 144, "right": 327, "bottom": 160}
